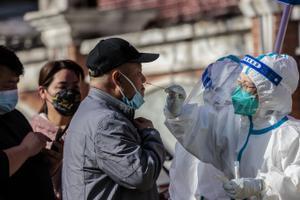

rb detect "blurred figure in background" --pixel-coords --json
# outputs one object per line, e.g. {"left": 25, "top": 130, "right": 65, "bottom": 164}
{"left": 31, "top": 60, "right": 84, "bottom": 199}
{"left": 0, "top": 45, "right": 55, "bottom": 200}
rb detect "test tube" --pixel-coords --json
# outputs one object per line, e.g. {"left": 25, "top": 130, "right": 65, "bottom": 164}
{"left": 234, "top": 161, "right": 240, "bottom": 179}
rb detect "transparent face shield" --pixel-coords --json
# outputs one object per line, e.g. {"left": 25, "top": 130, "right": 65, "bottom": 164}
{"left": 184, "top": 73, "right": 206, "bottom": 106}
{"left": 184, "top": 60, "right": 242, "bottom": 109}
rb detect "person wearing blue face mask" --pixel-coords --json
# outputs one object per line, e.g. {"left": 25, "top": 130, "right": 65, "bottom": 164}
{"left": 62, "top": 38, "right": 166, "bottom": 200}
{"left": 0, "top": 46, "right": 55, "bottom": 200}
{"left": 117, "top": 71, "right": 145, "bottom": 109}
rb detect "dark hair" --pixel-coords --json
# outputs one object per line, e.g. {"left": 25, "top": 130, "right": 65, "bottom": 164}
{"left": 39, "top": 60, "right": 84, "bottom": 87}
{"left": 0, "top": 45, "right": 23, "bottom": 76}
{"left": 38, "top": 60, "right": 84, "bottom": 114}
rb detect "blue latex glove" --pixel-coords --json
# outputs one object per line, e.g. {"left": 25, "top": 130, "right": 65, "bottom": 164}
{"left": 223, "top": 178, "right": 264, "bottom": 199}
{"left": 164, "top": 84, "right": 186, "bottom": 118}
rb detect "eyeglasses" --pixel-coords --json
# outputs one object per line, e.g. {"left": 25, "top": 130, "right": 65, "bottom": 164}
{"left": 237, "top": 79, "right": 255, "bottom": 89}
{"left": 237, "top": 79, "right": 257, "bottom": 95}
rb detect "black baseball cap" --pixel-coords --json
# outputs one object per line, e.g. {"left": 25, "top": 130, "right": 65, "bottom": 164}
{"left": 86, "top": 38, "right": 159, "bottom": 77}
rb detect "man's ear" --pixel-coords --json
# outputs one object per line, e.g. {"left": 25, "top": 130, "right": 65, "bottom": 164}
{"left": 111, "top": 70, "right": 122, "bottom": 86}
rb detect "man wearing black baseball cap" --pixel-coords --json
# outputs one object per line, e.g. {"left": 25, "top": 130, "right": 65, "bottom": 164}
{"left": 63, "top": 38, "right": 166, "bottom": 200}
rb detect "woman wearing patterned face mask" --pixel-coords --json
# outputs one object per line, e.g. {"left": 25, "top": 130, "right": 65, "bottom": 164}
{"left": 31, "top": 60, "right": 84, "bottom": 200}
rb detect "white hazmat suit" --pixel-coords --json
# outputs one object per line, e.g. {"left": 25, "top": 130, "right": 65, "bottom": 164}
{"left": 165, "top": 53, "right": 300, "bottom": 200}
{"left": 165, "top": 56, "right": 242, "bottom": 200}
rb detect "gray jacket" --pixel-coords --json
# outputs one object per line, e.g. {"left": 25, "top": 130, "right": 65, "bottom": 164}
{"left": 62, "top": 87, "right": 165, "bottom": 200}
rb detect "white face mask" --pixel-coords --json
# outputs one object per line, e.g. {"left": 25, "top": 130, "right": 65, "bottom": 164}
{"left": 0, "top": 89, "right": 18, "bottom": 115}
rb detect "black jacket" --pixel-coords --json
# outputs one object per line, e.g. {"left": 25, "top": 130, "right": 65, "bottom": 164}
{"left": 0, "top": 109, "right": 55, "bottom": 200}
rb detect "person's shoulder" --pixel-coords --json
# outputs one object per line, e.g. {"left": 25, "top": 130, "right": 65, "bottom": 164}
{"left": 285, "top": 116, "right": 300, "bottom": 126}
{"left": 98, "top": 109, "right": 129, "bottom": 124}
{"left": 7, "top": 109, "right": 28, "bottom": 121}
{"left": 8, "top": 108, "right": 23, "bottom": 115}
{"left": 71, "top": 103, "right": 129, "bottom": 130}
{"left": 280, "top": 116, "right": 300, "bottom": 138}
{"left": 274, "top": 116, "right": 300, "bottom": 155}
{"left": 0, "top": 109, "right": 33, "bottom": 134}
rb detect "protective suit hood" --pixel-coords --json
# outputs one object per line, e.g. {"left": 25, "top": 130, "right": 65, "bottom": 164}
{"left": 241, "top": 53, "right": 299, "bottom": 119}
{"left": 186, "top": 55, "right": 242, "bottom": 109}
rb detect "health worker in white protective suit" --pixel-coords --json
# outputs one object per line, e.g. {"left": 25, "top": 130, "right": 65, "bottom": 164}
{"left": 164, "top": 53, "right": 300, "bottom": 200}
{"left": 165, "top": 55, "right": 242, "bottom": 200}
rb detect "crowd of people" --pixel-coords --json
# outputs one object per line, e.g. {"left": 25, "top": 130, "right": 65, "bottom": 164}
{"left": 0, "top": 37, "right": 300, "bottom": 200}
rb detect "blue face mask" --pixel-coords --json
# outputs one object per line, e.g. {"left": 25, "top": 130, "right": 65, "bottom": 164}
{"left": 231, "top": 86, "right": 258, "bottom": 116}
{"left": 0, "top": 89, "right": 18, "bottom": 115}
{"left": 119, "top": 72, "right": 145, "bottom": 110}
